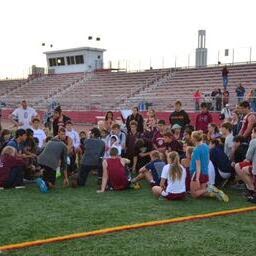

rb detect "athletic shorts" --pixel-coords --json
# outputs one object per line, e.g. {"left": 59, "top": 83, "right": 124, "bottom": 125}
{"left": 161, "top": 191, "right": 186, "bottom": 200}
{"left": 239, "top": 161, "right": 252, "bottom": 169}
{"left": 191, "top": 172, "right": 209, "bottom": 184}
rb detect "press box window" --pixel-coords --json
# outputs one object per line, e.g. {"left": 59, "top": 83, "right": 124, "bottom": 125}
{"left": 49, "top": 58, "right": 57, "bottom": 67}
{"left": 67, "top": 56, "right": 75, "bottom": 65}
{"left": 57, "top": 57, "right": 65, "bottom": 66}
{"left": 75, "top": 55, "right": 84, "bottom": 64}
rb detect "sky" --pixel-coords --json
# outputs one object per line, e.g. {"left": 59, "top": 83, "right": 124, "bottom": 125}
{"left": 1, "top": 0, "right": 256, "bottom": 78}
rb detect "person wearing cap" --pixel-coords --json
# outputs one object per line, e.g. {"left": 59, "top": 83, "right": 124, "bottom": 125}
{"left": 169, "top": 101, "right": 190, "bottom": 131}
{"left": 9, "top": 100, "right": 37, "bottom": 129}
{"left": 52, "top": 106, "right": 71, "bottom": 136}
{"left": 31, "top": 117, "right": 46, "bottom": 148}
{"left": 172, "top": 124, "right": 182, "bottom": 141}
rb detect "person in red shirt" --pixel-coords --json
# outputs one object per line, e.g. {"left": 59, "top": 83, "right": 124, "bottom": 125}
{"left": 152, "top": 120, "right": 167, "bottom": 152}
{"left": 193, "top": 90, "right": 202, "bottom": 111}
{"left": 239, "top": 101, "right": 256, "bottom": 140}
{"left": 97, "top": 147, "right": 130, "bottom": 192}
{"left": 195, "top": 103, "right": 213, "bottom": 133}
{"left": 0, "top": 146, "right": 25, "bottom": 188}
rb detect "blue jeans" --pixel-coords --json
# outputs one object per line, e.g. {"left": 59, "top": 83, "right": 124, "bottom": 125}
{"left": 4, "top": 166, "right": 24, "bottom": 188}
{"left": 251, "top": 101, "right": 256, "bottom": 112}
{"left": 223, "top": 76, "right": 228, "bottom": 90}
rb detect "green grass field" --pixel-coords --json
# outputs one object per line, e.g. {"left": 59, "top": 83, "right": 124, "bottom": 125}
{"left": 1, "top": 175, "right": 256, "bottom": 256}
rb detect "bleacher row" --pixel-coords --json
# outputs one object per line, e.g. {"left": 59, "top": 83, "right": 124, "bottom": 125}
{"left": 0, "top": 63, "right": 256, "bottom": 112}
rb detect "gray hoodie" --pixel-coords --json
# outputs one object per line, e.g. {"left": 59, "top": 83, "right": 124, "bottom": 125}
{"left": 38, "top": 138, "right": 67, "bottom": 171}
{"left": 81, "top": 138, "right": 105, "bottom": 166}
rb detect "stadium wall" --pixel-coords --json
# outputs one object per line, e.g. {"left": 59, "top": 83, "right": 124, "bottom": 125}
{"left": 1, "top": 109, "right": 221, "bottom": 126}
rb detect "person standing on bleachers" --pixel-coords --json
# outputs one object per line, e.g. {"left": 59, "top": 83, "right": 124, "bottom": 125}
{"left": 126, "top": 107, "right": 144, "bottom": 134}
{"left": 193, "top": 90, "right": 202, "bottom": 111}
{"left": 9, "top": 100, "right": 38, "bottom": 129}
{"left": 222, "top": 65, "right": 229, "bottom": 91}
{"left": 236, "top": 83, "right": 246, "bottom": 104}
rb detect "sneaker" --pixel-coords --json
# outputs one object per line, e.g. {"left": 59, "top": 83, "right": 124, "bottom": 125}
{"left": 248, "top": 196, "right": 256, "bottom": 204}
{"left": 15, "top": 186, "right": 26, "bottom": 189}
{"left": 242, "top": 189, "right": 255, "bottom": 198}
{"left": 230, "top": 183, "right": 246, "bottom": 190}
{"left": 216, "top": 189, "right": 229, "bottom": 202}
{"left": 131, "top": 182, "right": 141, "bottom": 190}
{"left": 36, "top": 178, "right": 48, "bottom": 193}
{"left": 207, "top": 184, "right": 219, "bottom": 193}
{"left": 207, "top": 184, "right": 229, "bottom": 202}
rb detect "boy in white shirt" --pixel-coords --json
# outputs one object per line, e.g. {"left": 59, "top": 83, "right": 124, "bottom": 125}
{"left": 31, "top": 118, "right": 46, "bottom": 148}
{"left": 65, "top": 121, "right": 80, "bottom": 153}
{"left": 220, "top": 122, "right": 234, "bottom": 160}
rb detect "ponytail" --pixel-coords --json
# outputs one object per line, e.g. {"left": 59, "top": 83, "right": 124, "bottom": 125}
{"left": 168, "top": 151, "right": 182, "bottom": 181}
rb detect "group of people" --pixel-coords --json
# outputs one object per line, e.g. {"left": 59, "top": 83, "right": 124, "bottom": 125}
{"left": 0, "top": 99, "right": 256, "bottom": 204}
{"left": 193, "top": 66, "right": 256, "bottom": 114}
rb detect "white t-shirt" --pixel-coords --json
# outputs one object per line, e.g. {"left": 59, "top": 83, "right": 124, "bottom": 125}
{"left": 208, "top": 160, "right": 215, "bottom": 185}
{"left": 32, "top": 128, "right": 46, "bottom": 148}
{"left": 12, "top": 107, "right": 37, "bottom": 129}
{"left": 66, "top": 129, "right": 80, "bottom": 149}
{"left": 161, "top": 164, "right": 186, "bottom": 194}
{"left": 224, "top": 133, "right": 234, "bottom": 160}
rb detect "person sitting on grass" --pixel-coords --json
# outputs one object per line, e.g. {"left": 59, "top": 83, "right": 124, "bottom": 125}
{"left": 181, "top": 146, "right": 194, "bottom": 192}
{"left": 97, "top": 147, "right": 130, "bottom": 192}
{"left": 77, "top": 128, "right": 105, "bottom": 186}
{"left": 36, "top": 129, "right": 69, "bottom": 192}
{"left": 131, "top": 150, "right": 165, "bottom": 187}
{"left": 152, "top": 151, "right": 186, "bottom": 200}
{"left": 190, "top": 131, "right": 229, "bottom": 202}
{"left": 235, "top": 125, "right": 256, "bottom": 201}
{"left": 209, "top": 139, "right": 233, "bottom": 186}
{"left": 0, "top": 146, "right": 25, "bottom": 188}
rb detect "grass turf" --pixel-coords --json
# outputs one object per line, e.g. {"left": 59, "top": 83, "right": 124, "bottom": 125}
{"left": 0, "top": 175, "right": 255, "bottom": 255}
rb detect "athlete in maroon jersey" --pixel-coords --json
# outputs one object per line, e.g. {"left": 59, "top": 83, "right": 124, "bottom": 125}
{"left": 97, "top": 147, "right": 130, "bottom": 192}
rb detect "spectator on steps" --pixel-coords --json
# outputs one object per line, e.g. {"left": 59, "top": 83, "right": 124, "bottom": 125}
{"left": 236, "top": 83, "right": 246, "bottom": 104}
{"left": 223, "top": 90, "right": 229, "bottom": 107}
{"left": 193, "top": 89, "right": 202, "bottom": 111}
{"left": 222, "top": 65, "right": 229, "bottom": 91}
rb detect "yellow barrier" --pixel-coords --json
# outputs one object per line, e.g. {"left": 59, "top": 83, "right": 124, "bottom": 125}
{"left": 1, "top": 206, "right": 256, "bottom": 252}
